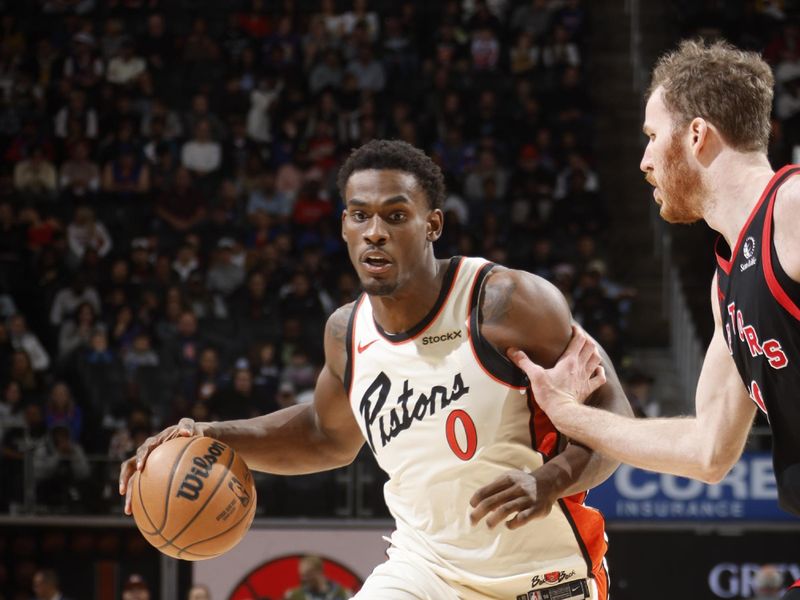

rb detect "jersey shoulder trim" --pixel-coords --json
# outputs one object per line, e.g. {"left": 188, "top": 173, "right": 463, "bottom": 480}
{"left": 716, "top": 165, "right": 799, "bottom": 274}
{"left": 763, "top": 171, "right": 800, "bottom": 321}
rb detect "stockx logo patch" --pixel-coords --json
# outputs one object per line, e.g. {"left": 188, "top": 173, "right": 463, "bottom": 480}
{"left": 422, "top": 329, "right": 462, "bottom": 345}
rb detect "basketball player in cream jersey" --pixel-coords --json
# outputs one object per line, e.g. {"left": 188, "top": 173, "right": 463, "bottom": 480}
{"left": 120, "top": 140, "right": 632, "bottom": 600}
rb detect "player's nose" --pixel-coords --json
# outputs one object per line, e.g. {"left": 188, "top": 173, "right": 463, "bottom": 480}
{"left": 363, "top": 216, "right": 388, "bottom": 245}
{"left": 640, "top": 145, "right": 653, "bottom": 174}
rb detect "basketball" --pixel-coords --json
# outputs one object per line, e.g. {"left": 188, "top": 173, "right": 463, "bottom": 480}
{"left": 129, "top": 436, "right": 257, "bottom": 561}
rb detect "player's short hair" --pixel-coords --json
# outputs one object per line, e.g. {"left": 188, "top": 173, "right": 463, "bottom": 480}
{"left": 337, "top": 139, "right": 446, "bottom": 210}
{"left": 648, "top": 39, "right": 773, "bottom": 152}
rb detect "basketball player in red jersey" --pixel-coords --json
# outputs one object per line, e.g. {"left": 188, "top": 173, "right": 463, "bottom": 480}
{"left": 120, "top": 140, "right": 631, "bottom": 599}
{"left": 509, "top": 40, "right": 800, "bottom": 598}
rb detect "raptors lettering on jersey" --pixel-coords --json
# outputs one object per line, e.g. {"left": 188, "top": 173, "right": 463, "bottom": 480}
{"left": 725, "top": 302, "right": 789, "bottom": 368}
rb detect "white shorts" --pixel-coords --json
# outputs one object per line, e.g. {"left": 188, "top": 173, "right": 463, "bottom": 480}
{"left": 353, "top": 546, "right": 607, "bottom": 600}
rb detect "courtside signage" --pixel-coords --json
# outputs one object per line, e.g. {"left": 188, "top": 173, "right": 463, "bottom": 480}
{"left": 590, "top": 452, "right": 795, "bottom": 521}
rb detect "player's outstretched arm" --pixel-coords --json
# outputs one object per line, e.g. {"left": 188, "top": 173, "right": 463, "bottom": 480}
{"left": 510, "top": 274, "right": 756, "bottom": 483}
{"left": 470, "top": 268, "right": 633, "bottom": 529}
{"left": 119, "top": 304, "right": 364, "bottom": 514}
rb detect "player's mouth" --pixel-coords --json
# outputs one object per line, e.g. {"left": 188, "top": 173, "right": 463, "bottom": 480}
{"left": 361, "top": 250, "right": 393, "bottom": 274}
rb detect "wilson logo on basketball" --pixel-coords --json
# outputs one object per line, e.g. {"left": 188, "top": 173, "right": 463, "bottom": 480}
{"left": 176, "top": 440, "right": 227, "bottom": 501}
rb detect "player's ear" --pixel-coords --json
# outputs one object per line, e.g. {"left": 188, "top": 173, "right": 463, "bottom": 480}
{"left": 689, "top": 117, "right": 709, "bottom": 158}
{"left": 426, "top": 208, "right": 444, "bottom": 242}
{"left": 341, "top": 209, "right": 347, "bottom": 242}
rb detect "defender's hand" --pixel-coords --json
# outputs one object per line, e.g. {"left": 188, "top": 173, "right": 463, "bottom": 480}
{"left": 507, "top": 325, "right": 606, "bottom": 424}
{"left": 118, "top": 417, "right": 211, "bottom": 515}
{"left": 469, "top": 470, "right": 556, "bottom": 529}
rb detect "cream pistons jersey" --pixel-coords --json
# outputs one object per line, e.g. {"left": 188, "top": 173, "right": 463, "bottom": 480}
{"left": 343, "top": 256, "right": 608, "bottom": 598}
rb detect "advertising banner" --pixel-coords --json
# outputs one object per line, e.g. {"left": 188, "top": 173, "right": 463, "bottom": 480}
{"left": 589, "top": 452, "right": 796, "bottom": 521}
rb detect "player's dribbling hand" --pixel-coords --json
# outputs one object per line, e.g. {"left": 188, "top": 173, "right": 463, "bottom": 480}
{"left": 118, "top": 417, "right": 211, "bottom": 515}
{"left": 507, "top": 325, "right": 606, "bottom": 424}
{"left": 469, "top": 470, "right": 556, "bottom": 529}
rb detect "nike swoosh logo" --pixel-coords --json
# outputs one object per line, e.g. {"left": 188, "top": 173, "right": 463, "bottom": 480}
{"left": 357, "top": 339, "right": 379, "bottom": 353}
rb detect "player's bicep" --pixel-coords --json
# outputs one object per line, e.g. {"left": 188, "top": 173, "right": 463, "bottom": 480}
{"left": 311, "top": 364, "right": 365, "bottom": 464}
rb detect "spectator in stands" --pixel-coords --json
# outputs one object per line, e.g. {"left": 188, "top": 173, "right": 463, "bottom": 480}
{"left": 206, "top": 237, "right": 245, "bottom": 298}
{"left": 58, "top": 301, "right": 104, "bottom": 360}
{"left": 1, "top": 403, "right": 48, "bottom": 509}
{"left": 63, "top": 32, "right": 104, "bottom": 91}
{"left": 247, "top": 76, "right": 283, "bottom": 144}
{"left": 32, "top": 568, "right": 73, "bottom": 600}
{"left": 54, "top": 90, "right": 98, "bottom": 141}
{"left": 122, "top": 574, "right": 150, "bottom": 600}
{"left": 183, "top": 17, "right": 220, "bottom": 64}
{"left": 13, "top": 147, "right": 57, "bottom": 200}
{"left": 181, "top": 119, "right": 222, "bottom": 177}
{"left": 18, "top": 206, "right": 60, "bottom": 255}
{"left": 188, "top": 584, "right": 211, "bottom": 600}
{"left": 123, "top": 332, "right": 159, "bottom": 382}
{"left": 50, "top": 275, "right": 101, "bottom": 328}
{"left": 106, "top": 37, "right": 152, "bottom": 96}
{"left": 194, "top": 347, "right": 223, "bottom": 404}
{"left": 247, "top": 171, "right": 292, "bottom": 220}
{"left": 66, "top": 205, "right": 112, "bottom": 265}
{"left": 141, "top": 97, "right": 183, "bottom": 141}
{"left": 8, "top": 315, "right": 49, "bottom": 372}
{"left": 752, "top": 564, "right": 785, "bottom": 600}
{"left": 209, "top": 365, "right": 261, "bottom": 420}
{"left": 184, "top": 93, "right": 225, "bottom": 143}
{"left": 141, "top": 13, "right": 171, "bottom": 83}
{"left": 346, "top": 44, "right": 385, "bottom": 92}
{"left": 510, "top": 0, "right": 553, "bottom": 39}
{"left": 171, "top": 243, "right": 200, "bottom": 283}
{"left": 44, "top": 382, "right": 82, "bottom": 441}
{"left": 291, "top": 179, "right": 333, "bottom": 229}
{"left": 102, "top": 149, "right": 150, "bottom": 201}
{"left": 303, "top": 16, "right": 336, "bottom": 70}
{"left": 281, "top": 349, "right": 317, "bottom": 395}
{"left": 99, "top": 17, "right": 125, "bottom": 62}
{"left": 154, "top": 167, "right": 207, "bottom": 238}
{"left": 59, "top": 139, "right": 100, "bottom": 200}
{"left": 0, "top": 381, "right": 24, "bottom": 437}
{"left": 470, "top": 27, "right": 501, "bottom": 71}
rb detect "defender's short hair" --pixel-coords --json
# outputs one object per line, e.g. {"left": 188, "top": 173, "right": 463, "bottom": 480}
{"left": 648, "top": 39, "right": 774, "bottom": 152}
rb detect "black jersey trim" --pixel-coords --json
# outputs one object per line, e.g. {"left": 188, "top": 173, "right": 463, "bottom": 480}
{"left": 372, "top": 256, "right": 462, "bottom": 344}
{"left": 715, "top": 165, "right": 799, "bottom": 274}
{"left": 467, "top": 263, "right": 528, "bottom": 389}
{"left": 343, "top": 294, "right": 365, "bottom": 396}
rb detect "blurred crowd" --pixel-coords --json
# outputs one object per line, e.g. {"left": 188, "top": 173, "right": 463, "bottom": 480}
{"left": 672, "top": 0, "right": 800, "bottom": 166}
{"left": 0, "top": 0, "right": 637, "bottom": 514}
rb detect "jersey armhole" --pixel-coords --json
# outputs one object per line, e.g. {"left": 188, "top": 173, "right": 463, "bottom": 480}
{"left": 467, "top": 263, "right": 528, "bottom": 389}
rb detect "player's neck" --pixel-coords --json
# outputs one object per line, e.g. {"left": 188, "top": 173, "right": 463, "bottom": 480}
{"left": 369, "top": 255, "right": 450, "bottom": 335}
{"left": 702, "top": 151, "right": 773, "bottom": 247}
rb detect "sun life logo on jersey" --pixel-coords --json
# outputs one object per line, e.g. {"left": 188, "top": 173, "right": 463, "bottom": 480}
{"left": 740, "top": 236, "right": 757, "bottom": 272}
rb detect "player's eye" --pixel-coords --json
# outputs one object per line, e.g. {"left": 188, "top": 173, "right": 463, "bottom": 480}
{"left": 388, "top": 212, "right": 407, "bottom": 223}
{"left": 351, "top": 211, "right": 368, "bottom": 222}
